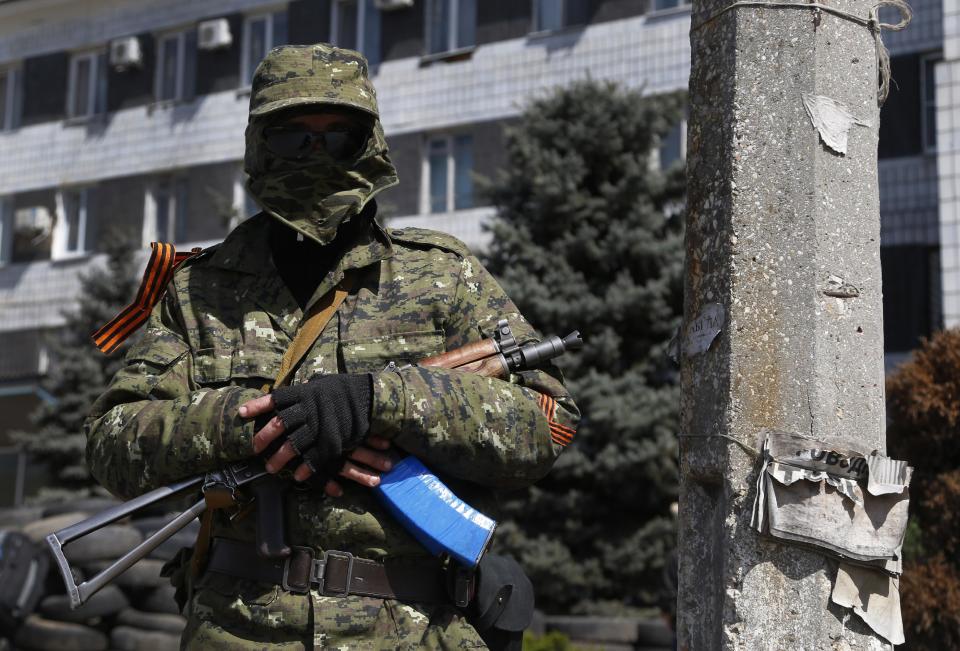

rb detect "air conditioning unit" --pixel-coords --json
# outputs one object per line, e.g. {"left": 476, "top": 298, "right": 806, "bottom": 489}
{"left": 198, "top": 18, "right": 232, "bottom": 50}
{"left": 110, "top": 36, "right": 143, "bottom": 70}
{"left": 374, "top": 0, "right": 414, "bottom": 10}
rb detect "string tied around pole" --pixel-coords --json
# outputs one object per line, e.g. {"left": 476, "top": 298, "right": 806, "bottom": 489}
{"left": 691, "top": 0, "right": 912, "bottom": 106}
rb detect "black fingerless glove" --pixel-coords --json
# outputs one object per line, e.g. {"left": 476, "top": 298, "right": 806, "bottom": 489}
{"left": 271, "top": 373, "right": 373, "bottom": 476}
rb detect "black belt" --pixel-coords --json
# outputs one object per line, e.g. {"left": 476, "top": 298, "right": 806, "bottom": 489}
{"left": 205, "top": 538, "right": 451, "bottom": 603}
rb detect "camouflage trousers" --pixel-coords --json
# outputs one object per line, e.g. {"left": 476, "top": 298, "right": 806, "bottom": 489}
{"left": 180, "top": 571, "right": 489, "bottom": 650}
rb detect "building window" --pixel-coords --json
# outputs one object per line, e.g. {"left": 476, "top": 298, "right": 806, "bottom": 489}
{"left": 0, "top": 198, "right": 11, "bottom": 265}
{"left": 426, "top": 0, "right": 476, "bottom": 55}
{"left": 879, "top": 54, "right": 925, "bottom": 159}
{"left": 532, "top": 0, "right": 590, "bottom": 32}
{"left": 242, "top": 10, "right": 289, "bottom": 85}
{"left": 54, "top": 188, "right": 94, "bottom": 257}
{"left": 0, "top": 65, "right": 23, "bottom": 131}
{"left": 146, "top": 179, "right": 188, "bottom": 244}
{"left": 426, "top": 134, "right": 474, "bottom": 213}
{"left": 651, "top": 0, "right": 691, "bottom": 11}
{"left": 11, "top": 205, "right": 53, "bottom": 263}
{"left": 155, "top": 29, "right": 197, "bottom": 102}
{"left": 921, "top": 55, "right": 939, "bottom": 153}
{"left": 659, "top": 119, "right": 687, "bottom": 170}
{"left": 331, "top": 0, "right": 381, "bottom": 66}
{"left": 67, "top": 51, "right": 108, "bottom": 119}
{"left": 882, "top": 245, "right": 941, "bottom": 351}
{"left": 233, "top": 173, "right": 261, "bottom": 230}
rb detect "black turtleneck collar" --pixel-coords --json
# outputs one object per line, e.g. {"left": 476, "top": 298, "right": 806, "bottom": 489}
{"left": 268, "top": 202, "right": 377, "bottom": 309}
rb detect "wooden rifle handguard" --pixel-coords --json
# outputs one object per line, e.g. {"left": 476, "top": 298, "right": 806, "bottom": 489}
{"left": 417, "top": 339, "right": 508, "bottom": 378}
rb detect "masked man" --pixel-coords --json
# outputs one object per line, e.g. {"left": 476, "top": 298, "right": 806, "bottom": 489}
{"left": 85, "top": 44, "right": 578, "bottom": 650}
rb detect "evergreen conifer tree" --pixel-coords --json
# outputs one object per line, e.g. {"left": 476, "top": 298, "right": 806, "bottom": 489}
{"left": 483, "top": 80, "right": 686, "bottom": 614}
{"left": 13, "top": 234, "right": 140, "bottom": 493}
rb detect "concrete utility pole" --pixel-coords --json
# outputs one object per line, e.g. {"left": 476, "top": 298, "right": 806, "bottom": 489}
{"left": 680, "top": 0, "right": 895, "bottom": 648}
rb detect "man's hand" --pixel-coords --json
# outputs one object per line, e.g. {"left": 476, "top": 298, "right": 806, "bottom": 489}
{"left": 239, "top": 384, "right": 388, "bottom": 496}
{"left": 256, "top": 374, "right": 371, "bottom": 476}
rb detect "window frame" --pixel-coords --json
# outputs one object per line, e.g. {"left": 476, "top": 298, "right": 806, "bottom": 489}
{"left": 241, "top": 7, "right": 288, "bottom": 87}
{"left": 0, "top": 196, "right": 11, "bottom": 266}
{"left": 425, "top": 0, "right": 475, "bottom": 57}
{"left": 144, "top": 178, "right": 189, "bottom": 245}
{"left": 330, "top": 0, "right": 381, "bottom": 65}
{"left": 10, "top": 203, "right": 54, "bottom": 264}
{"left": 66, "top": 50, "right": 107, "bottom": 120}
{"left": 649, "top": 0, "right": 691, "bottom": 14}
{"left": 531, "top": 0, "right": 589, "bottom": 33}
{"left": 920, "top": 53, "right": 940, "bottom": 155}
{"left": 656, "top": 118, "right": 688, "bottom": 171}
{"left": 422, "top": 133, "right": 475, "bottom": 214}
{"left": 331, "top": 0, "right": 360, "bottom": 51}
{"left": 154, "top": 28, "right": 196, "bottom": 103}
{"left": 53, "top": 186, "right": 93, "bottom": 259}
{"left": 232, "top": 170, "right": 259, "bottom": 231}
{"left": 531, "top": 0, "right": 560, "bottom": 33}
{"left": 0, "top": 64, "right": 23, "bottom": 132}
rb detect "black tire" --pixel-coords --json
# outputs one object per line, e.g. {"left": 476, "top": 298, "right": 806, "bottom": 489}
{"left": 38, "top": 585, "right": 128, "bottom": 623}
{"left": 115, "top": 608, "right": 186, "bottom": 635}
{"left": 61, "top": 525, "right": 142, "bottom": 564}
{"left": 82, "top": 559, "right": 166, "bottom": 589}
{"left": 41, "top": 499, "right": 119, "bottom": 518}
{"left": 131, "top": 585, "right": 180, "bottom": 615}
{"left": 110, "top": 625, "right": 180, "bottom": 651}
{"left": 0, "top": 530, "right": 49, "bottom": 624}
{"left": 13, "top": 615, "right": 107, "bottom": 651}
{"left": 148, "top": 534, "right": 196, "bottom": 561}
{"left": 43, "top": 563, "right": 83, "bottom": 596}
{"left": 0, "top": 507, "right": 45, "bottom": 530}
{"left": 22, "top": 514, "right": 91, "bottom": 545}
{"left": 131, "top": 516, "right": 199, "bottom": 538}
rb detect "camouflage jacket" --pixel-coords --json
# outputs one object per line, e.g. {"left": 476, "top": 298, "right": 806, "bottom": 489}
{"left": 85, "top": 214, "right": 579, "bottom": 560}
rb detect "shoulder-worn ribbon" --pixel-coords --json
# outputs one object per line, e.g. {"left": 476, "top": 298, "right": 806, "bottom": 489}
{"left": 92, "top": 242, "right": 201, "bottom": 354}
{"left": 538, "top": 393, "right": 576, "bottom": 447}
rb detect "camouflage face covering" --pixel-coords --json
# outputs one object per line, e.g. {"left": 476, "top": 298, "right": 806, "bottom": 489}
{"left": 244, "top": 44, "right": 398, "bottom": 246}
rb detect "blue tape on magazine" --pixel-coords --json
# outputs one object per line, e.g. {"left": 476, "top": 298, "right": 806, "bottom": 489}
{"left": 374, "top": 456, "right": 496, "bottom": 568}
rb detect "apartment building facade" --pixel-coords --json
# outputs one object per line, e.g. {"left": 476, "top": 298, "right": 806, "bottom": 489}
{"left": 0, "top": 0, "right": 948, "bottom": 485}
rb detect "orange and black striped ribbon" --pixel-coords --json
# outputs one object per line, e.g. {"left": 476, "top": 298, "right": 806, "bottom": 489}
{"left": 91, "top": 242, "right": 201, "bottom": 354}
{"left": 538, "top": 393, "right": 576, "bottom": 446}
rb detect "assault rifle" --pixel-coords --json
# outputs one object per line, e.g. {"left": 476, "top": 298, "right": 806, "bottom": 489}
{"left": 47, "top": 320, "right": 581, "bottom": 609}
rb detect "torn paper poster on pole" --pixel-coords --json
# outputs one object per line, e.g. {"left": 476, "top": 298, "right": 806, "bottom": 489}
{"left": 832, "top": 563, "right": 904, "bottom": 646}
{"left": 683, "top": 302, "right": 724, "bottom": 357}
{"left": 752, "top": 431, "right": 911, "bottom": 566}
{"left": 751, "top": 431, "right": 913, "bottom": 643}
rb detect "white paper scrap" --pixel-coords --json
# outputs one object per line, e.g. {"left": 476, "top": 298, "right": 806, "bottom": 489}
{"left": 867, "top": 452, "right": 913, "bottom": 496}
{"left": 831, "top": 563, "right": 904, "bottom": 645}
{"left": 801, "top": 93, "right": 871, "bottom": 155}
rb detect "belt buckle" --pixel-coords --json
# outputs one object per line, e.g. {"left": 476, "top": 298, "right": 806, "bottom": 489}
{"left": 281, "top": 546, "right": 314, "bottom": 594}
{"left": 321, "top": 550, "right": 355, "bottom": 598}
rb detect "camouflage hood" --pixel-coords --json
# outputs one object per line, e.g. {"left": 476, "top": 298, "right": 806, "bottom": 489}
{"left": 244, "top": 44, "right": 398, "bottom": 246}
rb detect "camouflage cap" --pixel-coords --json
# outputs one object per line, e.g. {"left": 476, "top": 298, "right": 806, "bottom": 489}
{"left": 249, "top": 44, "right": 379, "bottom": 119}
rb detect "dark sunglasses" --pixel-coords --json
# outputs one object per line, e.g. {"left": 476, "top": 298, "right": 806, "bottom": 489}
{"left": 262, "top": 125, "right": 370, "bottom": 161}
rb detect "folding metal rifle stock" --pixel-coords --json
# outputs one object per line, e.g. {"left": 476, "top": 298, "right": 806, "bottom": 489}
{"left": 46, "top": 460, "right": 276, "bottom": 609}
{"left": 47, "top": 320, "right": 582, "bottom": 609}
